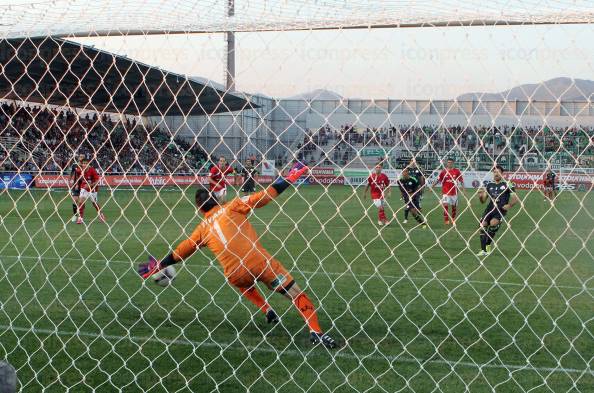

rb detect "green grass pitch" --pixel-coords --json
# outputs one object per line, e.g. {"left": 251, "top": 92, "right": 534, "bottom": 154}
{"left": 0, "top": 185, "right": 592, "bottom": 392}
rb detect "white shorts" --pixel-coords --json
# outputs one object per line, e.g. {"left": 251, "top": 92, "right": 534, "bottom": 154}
{"left": 213, "top": 188, "right": 227, "bottom": 200}
{"left": 372, "top": 199, "right": 385, "bottom": 208}
{"left": 80, "top": 189, "right": 98, "bottom": 203}
{"left": 441, "top": 194, "right": 458, "bottom": 206}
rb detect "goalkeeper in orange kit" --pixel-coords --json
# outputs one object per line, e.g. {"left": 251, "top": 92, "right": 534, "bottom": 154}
{"left": 138, "top": 164, "right": 338, "bottom": 348}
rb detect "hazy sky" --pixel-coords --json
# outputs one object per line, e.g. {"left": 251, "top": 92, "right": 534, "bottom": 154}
{"left": 75, "top": 24, "right": 594, "bottom": 99}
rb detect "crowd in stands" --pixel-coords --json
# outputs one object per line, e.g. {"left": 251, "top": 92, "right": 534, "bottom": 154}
{"left": 2, "top": 101, "right": 593, "bottom": 175}
{"left": 295, "top": 123, "right": 594, "bottom": 167}
{"left": 0, "top": 102, "right": 207, "bottom": 174}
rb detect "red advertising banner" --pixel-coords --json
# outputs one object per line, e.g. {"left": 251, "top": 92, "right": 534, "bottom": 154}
{"left": 507, "top": 171, "right": 593, "bottom": 191}
{"left": 35, "top": 174, "right": 275, "bottom": 188}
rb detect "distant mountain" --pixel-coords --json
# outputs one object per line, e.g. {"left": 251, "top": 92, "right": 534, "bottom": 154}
{"left": 287, "top": 89, "right": 343, "bottom": 100}
{"left": 457, "top": 77, "right": 594, "bottom": 101}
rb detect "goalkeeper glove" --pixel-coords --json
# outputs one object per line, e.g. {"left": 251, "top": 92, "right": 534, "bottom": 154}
{"left": 138, "top": 254, "right": 177, "bottom": 279}
{"left": 138, "top": 255, "right": 163, "bottom": 279}
{"left": 286, "top": 164, "right": 309, "bottom": 183}
{"left": 271, "top": 164, "right": 309, "bottom": 195}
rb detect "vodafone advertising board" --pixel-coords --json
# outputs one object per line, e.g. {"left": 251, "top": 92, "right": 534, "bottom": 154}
{"left": 309, "top": 166, "right": 344, "bottom": 185}
{"left": 506, "top": 171, "right": 593, "bottom": 191}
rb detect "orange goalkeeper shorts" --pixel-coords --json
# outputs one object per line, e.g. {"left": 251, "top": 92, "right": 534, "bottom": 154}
{"left": 226, "top": 258, "right": 294, "bottom": 291}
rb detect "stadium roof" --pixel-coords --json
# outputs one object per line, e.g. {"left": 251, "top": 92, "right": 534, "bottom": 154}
{"left": 0, "top": 37, "right": 255, "bottom": 116}
{"left": 0, "top": 0, "right": 593, "bottom": 37}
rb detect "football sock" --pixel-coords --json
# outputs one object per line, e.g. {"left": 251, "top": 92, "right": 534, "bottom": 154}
{"left": 72, "top": 203, "right": 77, "bottom": 215}
{"left": 480, "top": 228, "right": 488, "bottom": 251}
{"left": 293, "top": 292, "right": 322, "bottom": 333}
{"left": 404, "top": 208, "right": 409, "bottom": 220}
{"left": 78, "top": 204, "right": 85, "bottom": 218}
{"left": 414, "top": 214, "right": 424, "bottom": 224}
{"left": 378, "top": 207, "right": 387, "bottom": 222}
{"left": 486, "top": 224, "right": 500, "bottom": 245}
{"left": 442, "top": 204, "right": 449, "bottom": 221}
{"left": 238, "top": 287, "right": 270, "bottom": 314}
{"left": 451, "top": 205, "right": 457, "bottom": 220}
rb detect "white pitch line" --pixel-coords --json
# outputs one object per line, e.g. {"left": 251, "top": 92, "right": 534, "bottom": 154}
{"left": 2, "top": 324, "right": 591, "bottom": 377}
{"left": 0, "top": 254, "right": 591, "bottom": 292}
{"left": 0, "top": 216, "right": 589, "bottom": 244}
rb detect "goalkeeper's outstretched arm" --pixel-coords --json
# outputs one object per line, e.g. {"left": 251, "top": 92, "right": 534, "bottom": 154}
{"left": 228, "top": 164, "right": 309, "bottom": 213}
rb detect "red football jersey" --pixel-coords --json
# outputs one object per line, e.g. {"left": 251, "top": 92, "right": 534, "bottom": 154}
{"left": 209, "top": 165, "right": 234, "bottom": 192}
{"left": 81, "top": 166, "right": 100, "bottom": 191}
{"left": 438, "top": 168, "right": 463, "bottom": 196}
{"left": 368, "top": 173, "right": 390, "bottom": 199}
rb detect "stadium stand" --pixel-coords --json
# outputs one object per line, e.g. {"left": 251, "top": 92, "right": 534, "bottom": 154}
{"left": 294, "top": 123, "right": 594, "bottom": 170}
{"left": 1, "top": 100, "right": 593, "bottom": 175}
{"left": 0, "top": 102, "right": 208, "bottom": 174}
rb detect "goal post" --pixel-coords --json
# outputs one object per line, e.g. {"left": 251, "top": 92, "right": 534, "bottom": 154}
{"left": 0, "top": 1, "right": 593, "bottom": 392}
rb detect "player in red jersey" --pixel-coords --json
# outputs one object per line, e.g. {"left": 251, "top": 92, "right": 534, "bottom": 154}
{"left": 68, "top": 154, "right": 84, "bottom": 223}
{"left": 76, "top": 157, "right": 106, "bottom": 224}
{"left": 364, "top": 164, "right": 391, "bottom": 226}
{"left": 209, "top": 156, "right": 234, "bottom": 203}
{"left": 437, "top": 158, "right": 465, "bottom": 225}
{"left": 543, "top": 167, "right": 557, "bottom": 202}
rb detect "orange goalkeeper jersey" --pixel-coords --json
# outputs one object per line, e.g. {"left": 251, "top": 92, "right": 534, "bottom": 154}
{"left": 173, "top": 187, "right": 280, "bottom": 277}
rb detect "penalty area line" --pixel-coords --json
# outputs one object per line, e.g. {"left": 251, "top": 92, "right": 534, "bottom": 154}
{"left": 1, "top": 324, "right": 592, "bottom": 377}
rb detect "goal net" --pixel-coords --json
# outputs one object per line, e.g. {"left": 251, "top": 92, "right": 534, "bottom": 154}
{"left": 0, "top": 1, "right": 592, "bottom": 392}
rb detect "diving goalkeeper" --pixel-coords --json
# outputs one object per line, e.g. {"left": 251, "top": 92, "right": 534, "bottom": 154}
{"left": 138, "top": 164, "right": 337, "bottom": 349}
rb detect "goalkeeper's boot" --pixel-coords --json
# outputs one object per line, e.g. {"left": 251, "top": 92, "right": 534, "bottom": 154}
{"left": 71, "top": 215, "right": 78, "bottom": 223}
{"left": 310, "top": 332, "right": 338, "bottom": 349}
{"left": 138, "top": 256, "right": 162, "bottom": 279}
{"left": 485, "top": 244, "right": 493, "bottom": 254}
{"left": 476, "top": 249, "right": 488, "bottom": 257}
{"left": 266, "top": 309, "right": 279, "bottom": 324}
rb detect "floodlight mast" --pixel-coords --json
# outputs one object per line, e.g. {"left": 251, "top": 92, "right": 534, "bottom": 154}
{"left": 225, "top": 0, "right": 235, "bottom": 91}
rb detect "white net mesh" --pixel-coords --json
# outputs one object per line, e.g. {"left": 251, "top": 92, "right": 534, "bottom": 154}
{"left": 0, "top": 1, "right": 593, "bottom": 392}
{"left": 2, "top": 0, "right": 594, "bottom": 37}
